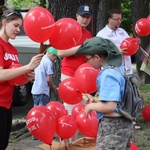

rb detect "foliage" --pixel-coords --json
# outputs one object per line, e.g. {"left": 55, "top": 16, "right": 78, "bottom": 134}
{"left": 121, "top": 0, "right": 133, "bottom": 36}
{"left": 5, "top": 0, "right": 48, "bottom": 10}
{"left": 133, "top": 84, "right": 150, "bottom": 149}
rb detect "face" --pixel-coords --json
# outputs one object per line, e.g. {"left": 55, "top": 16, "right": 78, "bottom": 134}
{"left": 49, "top": 54, "right": 58, "bottom": 62}
{"left": 108, "top": 13, "right": 122, "bottom": 30}
{"left": 4, "top": 18, "right": 23, "bottom": 40}
{"left": 85, "top": 54, "right": 102, "bottom": 69}
{"left": 76, "top": 14, "right": 91, "bottom": 29}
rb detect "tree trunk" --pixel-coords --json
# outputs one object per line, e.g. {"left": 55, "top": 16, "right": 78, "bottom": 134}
{"left": 131, "top": 0, "right": 150, "bottom": 84}
{"left": 96, "top": 0, "right": 121, "bottom": 34}
{"left": 0, "top": 0, "right": 4, "bottom": 6}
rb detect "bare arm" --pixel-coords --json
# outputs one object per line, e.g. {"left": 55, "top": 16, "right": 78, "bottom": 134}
{"left": 82, "top": 93, "right": 117, "bottom": 116}
{"left": 58, "top": 45, "right": 80, "bottom": 58}
{"left": 84, "top": 101, "right": 117, "bottom": 116}
{"left": 0, "top": 54, "right": 43, "bottom": 81}
{"left": 47, "top": 75, "right": 57, "bottom": 92}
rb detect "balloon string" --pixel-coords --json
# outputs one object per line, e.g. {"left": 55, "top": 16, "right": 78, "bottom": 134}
{"left": 58, "top": 139, "right": 67, "bottom": 150}
{"left": 83, "top": 136, "right": 86, "bottom": 144}
{"left": 49, "top": 144, "right": 52, "bottom": 150}
{"left": 139, "top": 47, "right": 150, "bottom": 63}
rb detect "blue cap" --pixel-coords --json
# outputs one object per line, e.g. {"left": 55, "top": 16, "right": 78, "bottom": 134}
{"left": 77, "top": 5, "right": 93, "bottom": 16}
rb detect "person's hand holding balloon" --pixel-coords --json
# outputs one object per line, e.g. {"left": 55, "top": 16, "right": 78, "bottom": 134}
{"left": 120, "top": 37, "right": 139, "bottom": 56}
{"left": 82, "top": 93, "right": 96, "bottom": 104}
{"left": 26, "top": 54, "right": 44, "bottom": 71}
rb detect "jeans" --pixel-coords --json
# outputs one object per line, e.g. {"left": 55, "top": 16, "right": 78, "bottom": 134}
{"left": 32, "top": 94, "right": 50, "bottom": 107}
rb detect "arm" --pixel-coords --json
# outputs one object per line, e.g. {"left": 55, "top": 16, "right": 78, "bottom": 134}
{"left": 47, "top": 75, "right": 57, "bottom": 92}
{"left": 58, "top": 45, "right": 80, "bottom": 58}
{"left": 82, "top": 93, "right": 117, "bottom": 116}
{"left": 0, "top": 54, "right": 43, "bottom": 81}
{"left": 84, "top": 101, "right": 117, "bottom": 116}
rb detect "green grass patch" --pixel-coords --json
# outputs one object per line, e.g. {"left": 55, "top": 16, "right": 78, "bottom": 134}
{"left": 133, "top": 84, "right": 150, "bottom": 149}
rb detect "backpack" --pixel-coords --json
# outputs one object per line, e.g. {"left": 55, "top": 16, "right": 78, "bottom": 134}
{"left": 107, "top": 66, "right": 144, "bottom": 121}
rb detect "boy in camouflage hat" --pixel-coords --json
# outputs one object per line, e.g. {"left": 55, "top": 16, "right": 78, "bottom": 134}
{"left": 76, "top": 37, "right": 133, "bottom": 150}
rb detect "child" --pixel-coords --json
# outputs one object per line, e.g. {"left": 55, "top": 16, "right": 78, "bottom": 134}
{"left": 76, "top": 37, "right": 133, "bottom": 150}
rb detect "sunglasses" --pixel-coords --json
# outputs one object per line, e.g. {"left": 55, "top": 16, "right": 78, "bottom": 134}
{"left": 6, "top": 11, "right": 22, "bottom": 18}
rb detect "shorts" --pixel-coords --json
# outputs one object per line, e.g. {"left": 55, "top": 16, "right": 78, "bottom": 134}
{"left": 96, "top": 116, "right": 133, "bottom": 150}
{"left": 32, "top": 94, "right": 50, "bottom": 106}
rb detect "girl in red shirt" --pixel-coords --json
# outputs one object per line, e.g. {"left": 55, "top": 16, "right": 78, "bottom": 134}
{"left": 0, "top": 6, "right": 43, "bottom": 150}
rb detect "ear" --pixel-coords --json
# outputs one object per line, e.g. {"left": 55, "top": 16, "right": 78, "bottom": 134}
{"left": 95, "top": 54, "right": 101, "bottom": 60}
{"left": 2, "top": 19, "right": 7, "bottom": 27}
{"left": 108, "top": 18, "right": 111, "bottom": 22}
{"left": 76, "top": 13, "right": 79, "bottom": 19}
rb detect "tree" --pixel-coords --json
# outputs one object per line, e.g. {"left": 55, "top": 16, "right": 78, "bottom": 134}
{"left": 0, "top": 0, "right": 4, "bottom": 5}
{"left": 5, "top": 0, "right": 48, "bottom": 10}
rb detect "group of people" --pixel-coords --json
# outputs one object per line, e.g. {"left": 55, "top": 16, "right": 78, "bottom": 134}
{"left": 0, "top": 4, "right": 142, "bottom": 150}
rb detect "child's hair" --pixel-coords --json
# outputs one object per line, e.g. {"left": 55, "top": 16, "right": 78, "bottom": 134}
{"left": 0, "top": 5, "right": 23, "bottom": 28}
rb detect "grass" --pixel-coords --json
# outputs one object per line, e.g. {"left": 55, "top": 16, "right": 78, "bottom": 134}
{"left": 133, "top": 84, "right": 150, "bottom": 149}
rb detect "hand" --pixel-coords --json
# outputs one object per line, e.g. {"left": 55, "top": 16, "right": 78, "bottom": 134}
{"left": 82, "top": 93, "right": 95, "bottom": 104}
{"left": 24, "top": 71, "right": 35, "bottom": 81}
{"left": 51, "top": 85, "right": 58, "bottom": 92}
{"left": 135, "top": 37, "right": 141, "bottom": 44}
{"left": 119, "top": 47, "right": 128, "bottom": 55}
{"left": 84, "top": 103, "right": 92, "bottom": 116}
{"left": 27, "top": 54, "right": 43, "bottom": 70}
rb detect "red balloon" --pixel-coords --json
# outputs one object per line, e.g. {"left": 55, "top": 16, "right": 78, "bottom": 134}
{"left": 76, "top": 110, "right": 98, "bottom": 137}
{"left": 58, "top": 77, "right": 83, "bottom": 104}
{"left": 72, "top": 104, "right": 85, "bottom": 119}
{"left": 8, "top": 63, "right": 28, "bottom": 86}
{"left": 120, "top": 38, "right": 139, "bottom": 56}
{"left": 74, "top": 63, "right": 100, "bottom": 94}
{"left": 46, "top": 101, "right": 68, "bottom": 121}
{"left": 130, "top": 141, "right": 139, "bottom": 150}
{"left": 56, "top": 115, "right": 77, "bottom": 140}
{"left": 142, "top": 104, "right": 150, "bottom": 121}
{"left": 24, "top": 7, "right": 55, "bottom": 43}
{"left": 26, "top": 106, "right": 56, "bottom": 144}
{"left": 135, "top": 18, "right": 150, "bottom": 36}
{"left": 49, "top": 18, "right": 82, "bottom": 49}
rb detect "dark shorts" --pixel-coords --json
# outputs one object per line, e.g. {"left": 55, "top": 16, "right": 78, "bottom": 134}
{"left": 96, "top": 116, "right": 134, "bottom": 150}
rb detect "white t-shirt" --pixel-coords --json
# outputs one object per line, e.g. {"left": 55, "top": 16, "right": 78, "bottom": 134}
{"left": 96, "top": 25, "right": 133, "bottom": 75}
{"left": 31, "top": 55, "right": 53, "bottom": 96}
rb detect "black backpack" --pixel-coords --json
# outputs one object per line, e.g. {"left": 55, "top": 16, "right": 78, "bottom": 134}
{"left": 107, "top": 66, "right": 144, "bottom": 121}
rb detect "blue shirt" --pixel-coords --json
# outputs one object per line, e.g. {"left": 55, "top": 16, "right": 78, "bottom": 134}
{"left": 31, "top": 55, "right": 53, "bottom": 96}
{"left": 96, "top": 64, "right": 125, "bottom": 121}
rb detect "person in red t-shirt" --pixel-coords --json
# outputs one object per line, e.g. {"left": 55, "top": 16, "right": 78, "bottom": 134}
{"left": 0, "top": 6, "right": 43, "bottom": 150}
{"left": 58, "top": 5, "right": 93, "bottom": 143}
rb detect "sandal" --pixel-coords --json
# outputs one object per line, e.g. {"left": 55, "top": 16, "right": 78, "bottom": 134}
{"left": 133, "top": 121, "right": 142, "bottom": 130}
